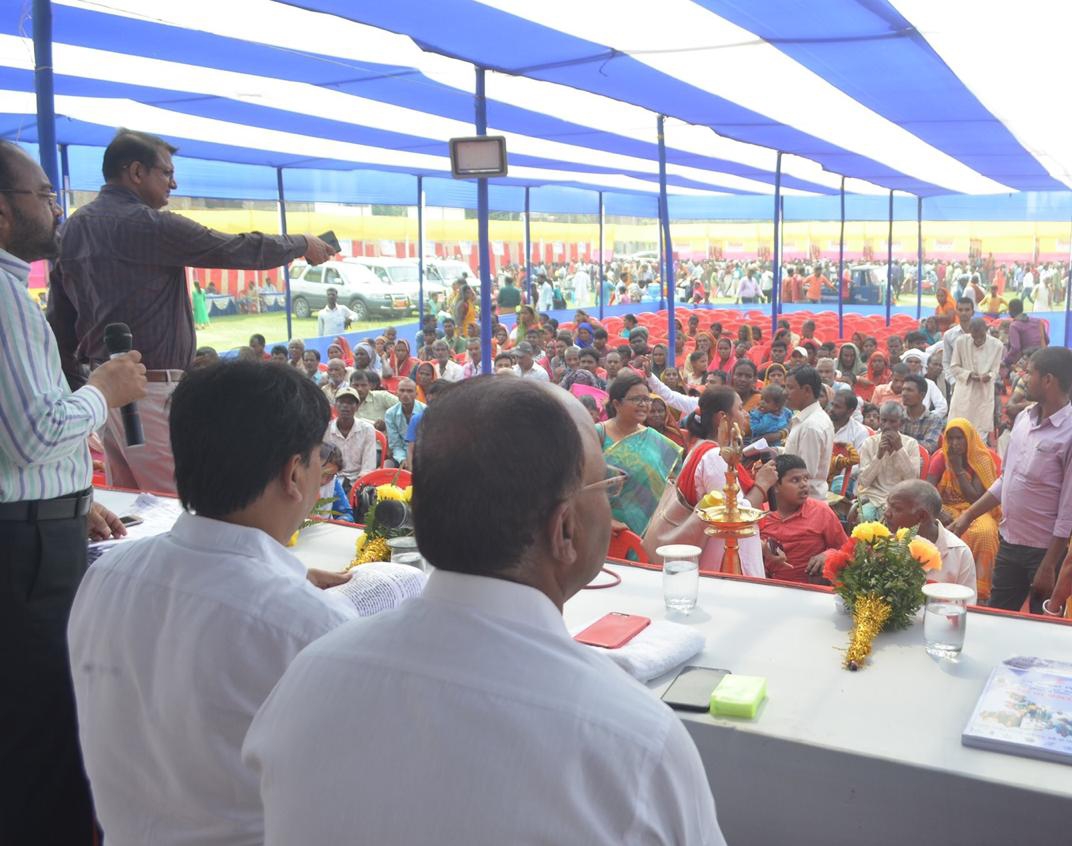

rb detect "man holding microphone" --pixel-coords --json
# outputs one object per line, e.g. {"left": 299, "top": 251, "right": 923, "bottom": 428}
{"left": 48, "top": 128, "right": 334, "bottom": 494}
{"left": 0, "top": 142, "right": 147, "bottom": 844}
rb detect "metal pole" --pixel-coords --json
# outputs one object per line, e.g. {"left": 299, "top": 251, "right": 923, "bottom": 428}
{"left": 916, "top": 196, "right": 924, "bottom": 321}
{"left": 32, "top": 0, "right": 59, "bottom": 194}
{"left": 276, "top": 167, "right": 293, "bottom": 341}
{"left": 416, "top": 175, "right": 425, "bottom": 326}
{"left": 837, "top": 176, "right": 845, "bottom": 338}
{"left": 58, "top": 142, "right": 70, "bottom": 216}
{"left": 885, "top": 189, "right": 894, "bottom": 327}
{"left": 771, "top": 152, "right": 783, "bottom": 338}
{"left": 598, "top": 190, "right": 605, "bottom": 322}
{"left": 1064, "top": 215, "right": 1072, "bottom": 348}
{"left": 524, "top": 185, "right": 532, "bottom": 306}
{"left": 475, "top": 67, "right": 493, "bottom": 375}
{"left": 657, "top": 115, "right": 676, "bottom": 367}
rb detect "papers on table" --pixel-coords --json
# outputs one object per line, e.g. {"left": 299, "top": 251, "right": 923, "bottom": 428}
{"left": 326, "top": 561, "right": 427, "bottom": 616}
{"left": 574, "top": 617, "right": 705, "bottom": 683}
{"left": 88, "top": 493, "right": 184, "bottom": 562}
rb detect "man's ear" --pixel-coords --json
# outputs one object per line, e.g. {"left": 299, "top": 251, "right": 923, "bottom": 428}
{"left": 280, "top": 453, "right": 306, "bottom": 502}
{"left": 545, "top": 500, "right": 577, "bottom": 572}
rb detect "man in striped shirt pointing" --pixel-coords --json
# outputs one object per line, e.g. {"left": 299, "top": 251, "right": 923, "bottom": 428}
{"left": 0, "top": 141, "right": 147, "bottom": 845}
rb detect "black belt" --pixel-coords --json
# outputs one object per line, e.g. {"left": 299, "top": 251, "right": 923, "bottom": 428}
{"left": 0, "top": 489, "right": 93, "bottom": 522}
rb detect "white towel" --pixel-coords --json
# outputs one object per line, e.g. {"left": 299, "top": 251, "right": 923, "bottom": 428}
{"left": 599, "top": 620, "right": 705, "bottom": 682}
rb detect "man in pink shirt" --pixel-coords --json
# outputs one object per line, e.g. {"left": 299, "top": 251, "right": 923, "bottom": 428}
{"left": 951, "top": 347, "right": 1072, "bottom": 612}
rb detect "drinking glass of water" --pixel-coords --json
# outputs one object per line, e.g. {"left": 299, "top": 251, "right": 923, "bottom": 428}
{"left": 922, "top": 583, "right": 974, "bottom": 659}
{"left": 657, "top": 544, "right": 702, "bottom": 614}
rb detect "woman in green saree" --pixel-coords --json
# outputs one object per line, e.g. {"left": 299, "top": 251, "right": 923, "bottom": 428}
{"left": 596, "top": 372, "right": 682, "bottom": 536}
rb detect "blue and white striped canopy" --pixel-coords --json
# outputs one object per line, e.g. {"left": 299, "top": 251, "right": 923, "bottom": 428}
{"left": 3, "top": 0, "right": 1070, "bottom": 209}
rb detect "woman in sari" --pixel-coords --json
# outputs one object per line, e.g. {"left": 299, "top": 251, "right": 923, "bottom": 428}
{"left": 694, "top": 331, "right": 716, "bottom": 358}
{"left": 650, "top": 343, "right": 669, "bottom": 379}
{"left": 645, "top": 395, "right": 684, "bottom": 447}
{"left": 661, "top": 366, "right": 684, "bottom": 393}
{"left": 332, "top": 336, "right": 355, "bottom": 367}
{"left": 927, "top": 418, "right": 1000, "bottom": 602}
{"left": 575, "top": 322, "right": 595, "bottom": 349}
{"left": 732, "top": 359, "right": 762, "bottom": 435}
{"left": 708, "top": 336, "right": 736, "bottom": 375}
{"left": 853, "top": 351, "right": 890, "bottom": 402}
{"left": 510, "top": 306, "right": 538, "bottom": 344}
{"left": 934, "top": 287, "right": 957, "bottom": 321}
{"left": 597, "top": 372, "right": 682, "bottom": 536}
{"left": 413, "top": 361, "right": 437, "bottom": 404}
{"left": 492, "top": 323, "right": 511, "bottom": 351}
{"left": 454, "top": 283, "right": 478, "bottom": 338}
{"left": 763, "top": 362, "right": 787, "bottom": 388}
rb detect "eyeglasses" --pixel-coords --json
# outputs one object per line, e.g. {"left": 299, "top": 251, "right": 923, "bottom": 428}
{"left": 0, "top": 189, "right": 59, "bottom": 209}
{"left": 577, "top": 466, "right": 628, "bottom": 499}
{"left": 622, "top": 395, "right": 652, "bottom": 406}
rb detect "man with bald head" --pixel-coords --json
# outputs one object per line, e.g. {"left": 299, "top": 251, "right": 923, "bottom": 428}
{"left": 948, "top": 316, "right": 1003, "bottom": 441}
{"left": 244, "top": 378, "right": 725, "bottom": 845}
{"left": 856, "top": 401, "right": 922, "bottom": 522}
{"left": 383, "top": 376, "right": 422, "bottom": 468}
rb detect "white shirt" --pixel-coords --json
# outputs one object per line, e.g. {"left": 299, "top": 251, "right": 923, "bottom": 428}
{"left": 519, "top": 361, "right": 550, "bottom": 380}
{"left": 244, "top": 571, "right": 725, "bottom": 846}
{"left": 324, "top": 416, "right": 377, "bottom": 483}
{"left": 68, "top": 513, "right": 355, "bottom": 846}
{"left": 924, "top": 377, "right": 948, "bottom": 416}
{"left": 833, "top": 417, "right": 870, "bottom": 453}
{"left": 941, "top": 323, "right": 967, "bottom": 389}
{"left": 857, "top": 432, "right": 921, "bottom": 507}
{"left": 434, "top": 358, "right": 465, "bottom": 382}
{"left": 933, "top": 523, "right": 978, "bottom": 601}
{"left": 316, "top": 303, "right": 357, "bottom": 337}
{"left": 784, "top": 401, "right": 835, "bottom": 500}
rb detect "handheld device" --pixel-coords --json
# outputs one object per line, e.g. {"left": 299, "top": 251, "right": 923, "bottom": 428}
{"left": 661, "top": 665, "right": 732, "bottom": 711}
{"left": 119, "top": 515, "right": 144, "bottom": 528}
{"left": 573, "top": 612, "right": 651, "bottom": 649}
{"left": 103, "top": 322, "right": 144, "bottom": 446}
{"left": 318, "top": 230, "right": 342, "bottom": 254}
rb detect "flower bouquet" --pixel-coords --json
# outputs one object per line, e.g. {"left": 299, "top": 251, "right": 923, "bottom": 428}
{"left": 349, "top": 483, "right": 412, "bottom": 569}
{"left": 823, "top": 522, "right": 942, "bottom": 671}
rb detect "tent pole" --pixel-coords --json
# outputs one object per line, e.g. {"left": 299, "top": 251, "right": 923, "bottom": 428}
{"left": 657, "top": 115, "right": 676, "bottom": 367}
{"left": 598, "top": 190, "right": 605, "bottom": 322}
{"left": 771, "top": 152, "right": 783, "bottom": 339}
{"left": 276, "top": 167, "right": 293, "bottom": 342}
{"left": 837, "top": 176, "right": 845, "bottom": 339}
{"left": 475, "top": 66, "right": 493, "bottom": 375}
{"left": 524, "top": 186, "right": 532, "bottom": 306}
{"left": 916, "top": 196, "right": 924, "bottom": 321}
{"left": 1065, "top": 214, "right": 1072, "bottom": 348}
{"left": 417, "top": 175, "right": 425, "bottom": 327}
{"left": 32, "top": 0, "right": 60, "bottom": 195}
{"left": 58, "top": 142, "right": 70, "bottom": 216}
{"left": 885, "top": 189, "right": 894, "bottom": 327}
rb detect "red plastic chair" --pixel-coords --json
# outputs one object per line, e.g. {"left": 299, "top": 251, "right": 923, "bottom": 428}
{"left": 374, "top": 429, "right": 388, "bottom": 468}
{"left": 918, "top": 445, "right": 930, "bottom": 479}
{"left": 348, "top": 467, "right": 412, "bottom": 510}
{"left": 607, "top": 529, "right": 648, "bottom": 563}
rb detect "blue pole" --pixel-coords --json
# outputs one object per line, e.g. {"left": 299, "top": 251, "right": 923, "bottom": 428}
{"left": 276, "top": 167, "right": 293, "bottom": 341}
{"left": 58, "top": 142, "right": 70, "bottom": 217}
{"left": 657, "top": 115, "right": 676, "bottom": 367}
{"left": 885, "top": 189, "right": 894, "bottom": 327}
{"left": 416, "top": 175, "right": 425, "bottom": 326}
{"left": 598, "top": 190, "right": 605, "bottom": 322}
{"left": 916, "top": 196, "right": 924, "bottom": 322}
{"left": 475, "top": 67, "right": 492, "bottom": 375}
{"left": 524, "top": 186, "right": 532, "bottom": 306}
{"left": 837, "top": 176, "right": 845, "bottom": 339}
{"left": 771, "top": 152, "right": 783, "bottom": 339}
{"left": 32, "top": 0, "right": 59, "bottom": 193}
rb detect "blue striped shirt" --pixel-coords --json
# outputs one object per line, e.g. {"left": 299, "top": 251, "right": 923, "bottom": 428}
{"left": 0, "top": 249, "right": 106, "bottom": 502}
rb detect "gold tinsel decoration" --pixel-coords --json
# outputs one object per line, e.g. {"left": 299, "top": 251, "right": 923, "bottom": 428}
{"left": 844, "top": 594, "right": 892, "bottom": 671}
{"left": 348, "top": 536, "right": 391, "bottom": 570}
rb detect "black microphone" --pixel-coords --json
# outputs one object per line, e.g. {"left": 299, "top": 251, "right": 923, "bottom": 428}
{"left": 103, "top": 322, "right": 145, "bottom": 447}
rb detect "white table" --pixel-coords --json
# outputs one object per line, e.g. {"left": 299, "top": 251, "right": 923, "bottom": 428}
{"left": 94, "top": 489, "right": 1072, "bottom": 843}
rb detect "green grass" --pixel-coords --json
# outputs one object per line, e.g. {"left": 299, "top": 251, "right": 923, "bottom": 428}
{"left": 194, "top": 312, "right": 401, "bottom": 352}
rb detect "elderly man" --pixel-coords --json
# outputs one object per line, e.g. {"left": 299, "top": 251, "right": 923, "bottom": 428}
{"left": 901, "top": 349, "right": 948, "bottom": 415}
{"left": 431, "top": 339, "right": 465, "bottom": 382}
{"left": 516, "top": 341, "right": 550, "bottom": 381}
{"left": 784, "top": 366, "right": 835, "bottom": 500}
{"left": 69, "top": 363, "right": 353, "bottom": 846}
{"left": 384, "top": 377, "right": 423, "bottom": 468}
{"left": 320, "top": 357, "right": 349, "bottom": 403}
{"left": 244, "top": 378, "right": 726, "bottom": 845}
{"left": 949, "top": 317, "right": 1003, "bottom": 440}
{"left": 885, "top": 480, "right": 977, "bottom": 599}
{"left": 856, "top": 402, "right": 921, "bottom": 522}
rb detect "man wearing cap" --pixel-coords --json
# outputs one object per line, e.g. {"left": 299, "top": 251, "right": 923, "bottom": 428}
{"left": 323, "top": 388, "right": 377, "bottom": 491}
{"left": 901, "top": 350, "right": 948, "bottom": 415}
{"left": 349, "top": 369, "right": 398, "bottom": 430}
{"left": 516, "top": 341, "right": 549, "bottom": 381}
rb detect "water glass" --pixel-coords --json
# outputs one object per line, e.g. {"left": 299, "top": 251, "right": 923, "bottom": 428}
{"left": 387, "top": 535, "right": 419, "bottom": 563}
{"left": 922, "top": 583, "right": 974, "bottom": 659}
{"left": 657, "top": 544, "right": 702, "bottom": 614}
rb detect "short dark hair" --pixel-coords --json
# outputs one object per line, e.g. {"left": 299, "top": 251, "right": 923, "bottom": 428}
{"left": 170, "top": 362, "right": 329, "bottom": 518}
{"left": 1032, "top": 347, "right": 1072, "bottom": 393}
{"left": 902, "top": 374, "right": 927, "bottom": 396}
{"left": 305, "top": 348, "right": 321, "bottom": 362}
{"left": 891, "top": 363, "right": 909, "bottom": 377}
{"left": 771, "top": 339, "right": 787, "bottom": 351}
{"left": 349, "top": 369, "right": 371, "bottom": 384}
{"left": 1008, "top": 298, "right": 1024, "bottom": 317}
{"left": 605, "top": 372, "right": 645, "bottom": 419}
{"left": 833, "top": 388, "right": 858, "bottom": 412}
{"left": 686, "top": 385, "right": 737, "bottom": 440}
{"left": 102, "top": 129, "right": 177, "bottom": 181}
{"left": 733, "top": 358, "right": 757, "bottom": 377}
{"left": 270, "top": 344, "right": 287, "bottom": 356}
{"left": 413, "top": 378, "right": 584, "bottom": 575}
{"left": 774, "top": 453, "right": 807, "bottom": 482}
{"left": 593, "top": 327, "right": 608, "bottom": 341}
{"left": 788, "top": 365, "right": 822, "bottom": 402}
{"left": 249, "top": 333, "right": 266, "bottom": 347}
{"left": 956, "top": 296, "right": 975, "bottom": 308}
{"left": 578, "top": 348, "right": 599, "bottom": 363}
{"left": 424, "top": 379, "right": 453, "bottom": 401}
{"left": 320, "top": 443, "right": 343, "bottom": 468}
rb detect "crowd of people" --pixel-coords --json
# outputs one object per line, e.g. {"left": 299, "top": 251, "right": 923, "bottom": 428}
{"left": 4, "top": 128, "right": 1072, "bottom": 845}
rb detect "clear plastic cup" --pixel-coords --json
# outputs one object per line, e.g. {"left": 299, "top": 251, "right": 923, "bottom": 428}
{"left": 657, "top": 544, "right": 702, "bottom": 614}
{"left": 922, "top": 583, "right": 974, "bottom": 659}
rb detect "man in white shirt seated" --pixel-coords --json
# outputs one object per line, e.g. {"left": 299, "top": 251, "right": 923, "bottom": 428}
{"left": 856, "top": 402, "right": 921, "bottom": 523}
{"left": 828, "top": 389, "right": 869, "bottom": 495}
{"left": 885, "top": 479, "right": 977, "bottom": 600}
{"left": 516, "top": 340, "right": 550, "bottom": 380}
{"left": 68, "top": 362, "right": 355, "bottom": 846}
{"left": 901, "top": 349, "right": 948, "bottom": 415}
{"left": 244, "top": 377, "right": 726, "bottom": 846}
{"left": 784, "top": 365, "right": 835, "bottom": 500}
{"left": 431, "top": 338, "right": 465, "bottom": 382}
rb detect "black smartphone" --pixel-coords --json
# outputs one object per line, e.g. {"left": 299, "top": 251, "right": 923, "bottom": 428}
{"left": 318, "top": 230, "right": 341, "bottom": 254}
{"left": 119, "top": 515, "right": 143, "bottom": 528}
{"left": 661, "top": 665, "right": 731, "bottom": 712}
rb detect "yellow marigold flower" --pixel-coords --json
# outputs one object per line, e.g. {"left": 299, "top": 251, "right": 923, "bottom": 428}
{"left": 402, "top": 486, "right": 413, "bottom": 503}
{"left": 908, "top": 537, "right": 943, "bottom": 572}
{"left": 376, "top": 484, "right": 406, "bottom": 502}
{"left": 286, "top": 531, "right": 299, "bottom": 547}
{"left": 354, "top": 534, "right": 367, "bottom": 554}
{"left": 851, "top": 521, "right": 891, "bottom": 544}
{"left": 895, "top": 527, "right": 911, "bottom": 542}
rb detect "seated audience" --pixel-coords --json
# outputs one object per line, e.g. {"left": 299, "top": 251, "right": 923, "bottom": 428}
{"left": 431, "top": 339, "right": 465, "bottom": 382}
{"left": 68, "top": 363, "right": 354, "bottom": 846}
{"left": 269, "top": 344, "right": 288, "bottom": 363}
{"left": 899, "top": 374, "right": 945, "bottom": 454}
{"left": 760, "top": 455, "right": 847, "bottom": 584}
{"left": 871, "top": 362, "right": 907, "bottom": 406}
{"left": 320, "top": 358, "right": 349, "bottom": 403}
{"left": 885, "top": 480, "right": 977, "bottom": 599}
{"left": 349, "top": 369, "right": 399, "bottom": 430}
{"left": 192, "top": 346, "right": 219, "bottom": 369}
{"left": 856, "top": 402, "right": 921, "bottom": 522}
{"left": 324, "top": 388, "right": 377, "bottom": 491}
{"left": 384, "top": 377, "right": 423, "bottom": 469}
{"left": 302, "top": 349, "right": 324, "bottom": 383}
{"left": 900, "top": 350, "right": 948, "bottom": 415}
{"left": 827, "top": 389, "right": 868, "bottom": 494}
{"left": 644, "top": 394, "right": 684, "bottom": 447}
{"left": 318, "top": 444, "right": 355, "bottom": 523}
{"left": 244, "top": 378, "right": 726, "bottom": 845}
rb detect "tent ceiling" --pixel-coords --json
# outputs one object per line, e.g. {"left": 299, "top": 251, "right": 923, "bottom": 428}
{"left": 1, "top": 0, "right": 1068, "bottom": 202}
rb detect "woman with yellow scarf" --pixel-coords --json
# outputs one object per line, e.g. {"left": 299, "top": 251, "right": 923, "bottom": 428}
{"left": 926, "top": 418, "right": 1000, "bottom": 601}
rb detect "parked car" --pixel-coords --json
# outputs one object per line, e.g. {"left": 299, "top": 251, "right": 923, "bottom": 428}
{"left": 848, "top": 264, "right": 888, "bottom": 305}
{"left": 287, "top": 260, "right": 413, "bottom": 321}
{"left": 346, "top": 256, "right": 446, "bottom": 308}
{"left": 424, "top": 257, "right": 481, "bottom": 289}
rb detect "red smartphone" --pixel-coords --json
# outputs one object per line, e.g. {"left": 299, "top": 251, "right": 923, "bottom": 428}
{"left": 574, "top": 612, "right": 651, "bottom": 649}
